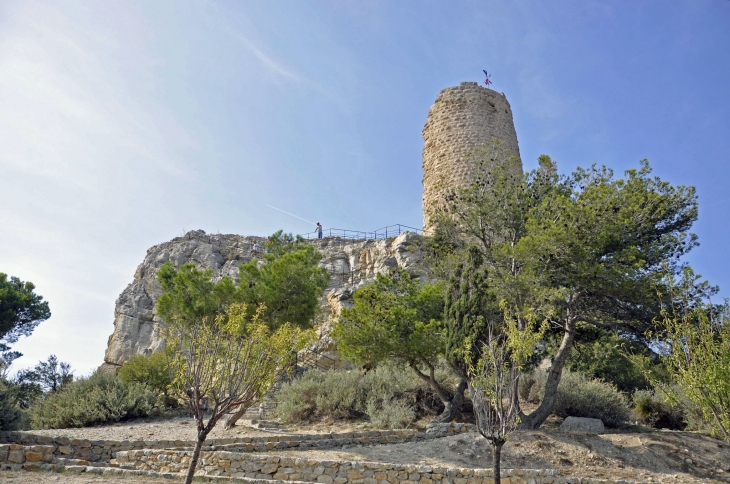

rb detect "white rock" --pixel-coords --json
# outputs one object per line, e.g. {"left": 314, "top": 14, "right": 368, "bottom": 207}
{"left": 559, "top": 416, "right": 605, "bottom": 434}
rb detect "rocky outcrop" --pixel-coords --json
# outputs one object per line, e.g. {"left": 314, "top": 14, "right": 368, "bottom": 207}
{"left": 102, "top": 230, "right": 425, "bottom": 371}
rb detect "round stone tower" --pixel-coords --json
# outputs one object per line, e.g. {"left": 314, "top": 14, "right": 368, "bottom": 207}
{"left": 421, "top": 82, "right": 522, "bottom": 233}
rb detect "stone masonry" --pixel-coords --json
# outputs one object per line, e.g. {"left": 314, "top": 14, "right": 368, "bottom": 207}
{"left": 421, "top": 82, "right": 522, "bottom": 234}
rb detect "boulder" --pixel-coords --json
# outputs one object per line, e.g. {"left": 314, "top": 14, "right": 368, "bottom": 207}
{"left": 559, "top": 416, "right": 605, "bottom": 434}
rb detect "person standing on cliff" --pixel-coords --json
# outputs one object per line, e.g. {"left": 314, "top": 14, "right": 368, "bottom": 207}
{"left": 316, "top": 222, "right": 323, "bottom": 239}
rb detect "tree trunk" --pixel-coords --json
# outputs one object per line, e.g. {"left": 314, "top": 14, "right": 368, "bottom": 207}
{"left": 225, "top": 404, "right": 250, "bottom": 430}
{"left": 184, "top": 433, "right": 207, "bottom": 484}
{"left": 492, "top": 439, "right": 504, "bottom": 484}
{"left": 433, "top": 379, "right": 467, "bottom": 423}
{"left": 518, "top": 312, "right": 577, "bottom": 430}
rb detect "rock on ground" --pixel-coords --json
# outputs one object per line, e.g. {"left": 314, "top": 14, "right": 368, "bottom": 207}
{"left": 559, "top": 417, "right": 605, "bottom": 434}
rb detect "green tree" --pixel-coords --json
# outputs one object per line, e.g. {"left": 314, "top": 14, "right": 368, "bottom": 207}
{"left": 158, "top": 263, "right": 312, "bottom": 484}
{"left": 644, "top": 269, "right": 730, "bottom": 442}
{"left": 12, "top": 354, "right": 73, "bottom": 409}
{"left": 118, "top": 351, "right": 171, "bottom": 397}
{"left": 332, "top": 269, "right": 466, "bottom": 422}
{"left": 237, "top": 240, "right": 329, "bottom": 331}
{"left": 0, "top": 273, "right": 51, "bottom": 364}
{"left": 564, "top": 329, "right": 653, "bottom": 394}
{"left": 434, "top": 148, "right": 699, "bottom": 429}
{"left": 0, "top": 378, "right": 25, "bottom": 430}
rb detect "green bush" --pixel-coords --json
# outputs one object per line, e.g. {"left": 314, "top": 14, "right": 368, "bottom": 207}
{"left": 366, "top": 398, "right": 415, "bottom": 429}
{"left": 275, "top": 365, "right": 453, "bottom": 428}
{"left": 118, "top": 351, "right": 171, "bottom": 396}
{"left": 30, "top": 370, "right": 158, "bottom": 429}
{"left": 633, "top": 389, "right": 685, "bottom": 430}
{"left": 564, "top": 331, "right": 653, "bottom": 394}
{"left": 523, "top": 369, "right": 631, "bottom": 427}
{"left": 0, "top": 379, "right": 26, "bottom": 430}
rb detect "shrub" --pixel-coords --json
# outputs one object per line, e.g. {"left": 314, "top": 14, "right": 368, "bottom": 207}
{"left": 633, "top": 389, "right": 685, "bottom": 430}
{"left": 30, "top": 370, "right": 158, "bottom": 429}
{"left": 275, "top": 364, "right": 453, "bottom": 428}
{"left": 565, "top": 332, "right": 653, "bottom": 394}
{"left": 366, "top": 398, "right": 415, "bottom": 429}
{"left": 0, "top": 379, "right": 25, "bottom": 430}
{"left": 118, "top": 351, "right": 171, "bottom": 396}
{"left": 523, "top": 369, "right": 631, "bottom": 427}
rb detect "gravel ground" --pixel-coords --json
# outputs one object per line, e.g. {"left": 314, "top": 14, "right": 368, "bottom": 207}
{"left": 26, "top": 416, "right": 366, "bottom": 442}
{"left": 1, "top": 470, "right": 180, "bottom": 483}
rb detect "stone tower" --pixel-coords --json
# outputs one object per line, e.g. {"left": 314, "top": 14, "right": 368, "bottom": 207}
{"left": 421, "top": 82, "right": 522, "bottom": 233}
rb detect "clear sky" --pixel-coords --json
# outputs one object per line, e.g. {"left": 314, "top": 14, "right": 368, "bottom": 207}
{"left": 1, "top": 0, "right": 729, "bottom": 376}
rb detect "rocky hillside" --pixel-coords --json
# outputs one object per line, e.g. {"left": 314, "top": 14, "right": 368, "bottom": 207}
{"left": 102, "top": 229, "right": 425, "bottom": 371}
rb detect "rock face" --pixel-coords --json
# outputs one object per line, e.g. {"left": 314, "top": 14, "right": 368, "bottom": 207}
{"left": 421, "top": 82, "right": 522, "bottom": 234}
{"left": 102, "top": 230, "right": 425, "bottom": 371}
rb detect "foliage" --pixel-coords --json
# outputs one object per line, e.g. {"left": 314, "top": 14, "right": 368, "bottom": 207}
{"left": 564, "top": 330, "right": 653, "bottom": 394}
{"left": 29, "top": 371, "right": 158, "bottom": 429}
{"left": 237, "top": 240, "right": 329, "bottom": 331}
{"left": 632, "top": 389, "right": 685, "bottom": 430}
{"left": 644, "top": 269, "right": 730, "bottom": 442}
{"left": 467, "top": 305, "right": 547, "bottom": 484}
{"left": 118, "top": 351, "right": 171, "bottom": 396}
{"left": 433, "top": 147, "right": 700, "bottom": 429}
{"left": 0, "top": 273, "right": 51, "bottom": 364}
{"left": 523, "top": 369, "right": 631, "bottom": 428}
{"left": 158, "top": 262, "right": 312, "bottom": 484}
{"left": 275, "top": 365, "right": 453, "bottom": 428}
{"left": 333, "top": 269, "right": 443, "bottom": 369}
{"left": 332, "top": 269, "right": 465, "bottom": 422}
{"left": 12, "top": 354, "right": 73, "bottom": 409}
{"left": 366, "top": 398, "right": 415, "bottom": 430}
{"left": 443, "top": 248, "right": 500, "bottom": 380}
{"left": 0, "top": 378, "right": 25, "bottom": 430}
{"left": 157, "top": 230, "right": 329, "bottom": 335}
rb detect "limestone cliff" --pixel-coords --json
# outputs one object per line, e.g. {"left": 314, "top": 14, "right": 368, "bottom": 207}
{"left": 102, "top": 229, "right": 425, "bottom": 371}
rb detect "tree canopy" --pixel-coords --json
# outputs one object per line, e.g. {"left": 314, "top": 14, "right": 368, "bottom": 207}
{"left": 332, "top": 268, "right": 467, "bottom": 422}
{"left": 0, "top": 273, "right": 51, "bottom": 363}
{"left": 157, "top": 263, "right": 312, "bottom": 484}
{"left": 157, "top": 230, "right": 330, "bottom": 333}
{"left": 237, "top": 238, "right": 329, "bottom": 330}
{"left": 432, "top": 145, "right": 700, "bottom": 429}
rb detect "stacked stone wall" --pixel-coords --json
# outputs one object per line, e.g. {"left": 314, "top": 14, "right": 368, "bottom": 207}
{"left": 0, "top": 425, "right": 473, "bottom": 462}
{"left": 421, "top": 82, "right": 522, "bottom": 233}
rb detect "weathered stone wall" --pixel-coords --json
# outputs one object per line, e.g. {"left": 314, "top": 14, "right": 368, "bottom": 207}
{"left": 102, "top": 230, "right": 425, "bottom": 371}
{"left": 0, "top": 425, "right": 472, "bottom": 463}
{"left": 113, "top": 450, "right": 632, "bottom": 484}
{"left": 421, "top": 82, "right": 522, "bottom": 234}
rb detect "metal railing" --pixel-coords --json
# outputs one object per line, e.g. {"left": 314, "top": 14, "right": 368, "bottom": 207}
{"left": 299, "top": 224, "right": 421, "bottom": 241}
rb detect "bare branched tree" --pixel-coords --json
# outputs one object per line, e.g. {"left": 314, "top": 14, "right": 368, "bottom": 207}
{"left": 164, "top": 303, "right": 311, "bottom": 484}
{"left": 469, "top": 310, "right": 547, "bottom": 484}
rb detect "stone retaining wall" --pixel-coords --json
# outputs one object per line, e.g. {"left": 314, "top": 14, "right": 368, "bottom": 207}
{"left": 0, "top": 443, "right": 56, "bottom": 470}
{"left": 1, "top": 443, "right": 643, "bottom": 484}
{"left": 114, "top": 450, "right": 638, "bottom": 484}
{"left": 0, "top": 426, "right": 473, "bottom": 462}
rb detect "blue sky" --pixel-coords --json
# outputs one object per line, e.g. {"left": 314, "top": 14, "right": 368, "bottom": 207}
{"left": 1, "top": 0, "right": 729, "bottom": 375}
